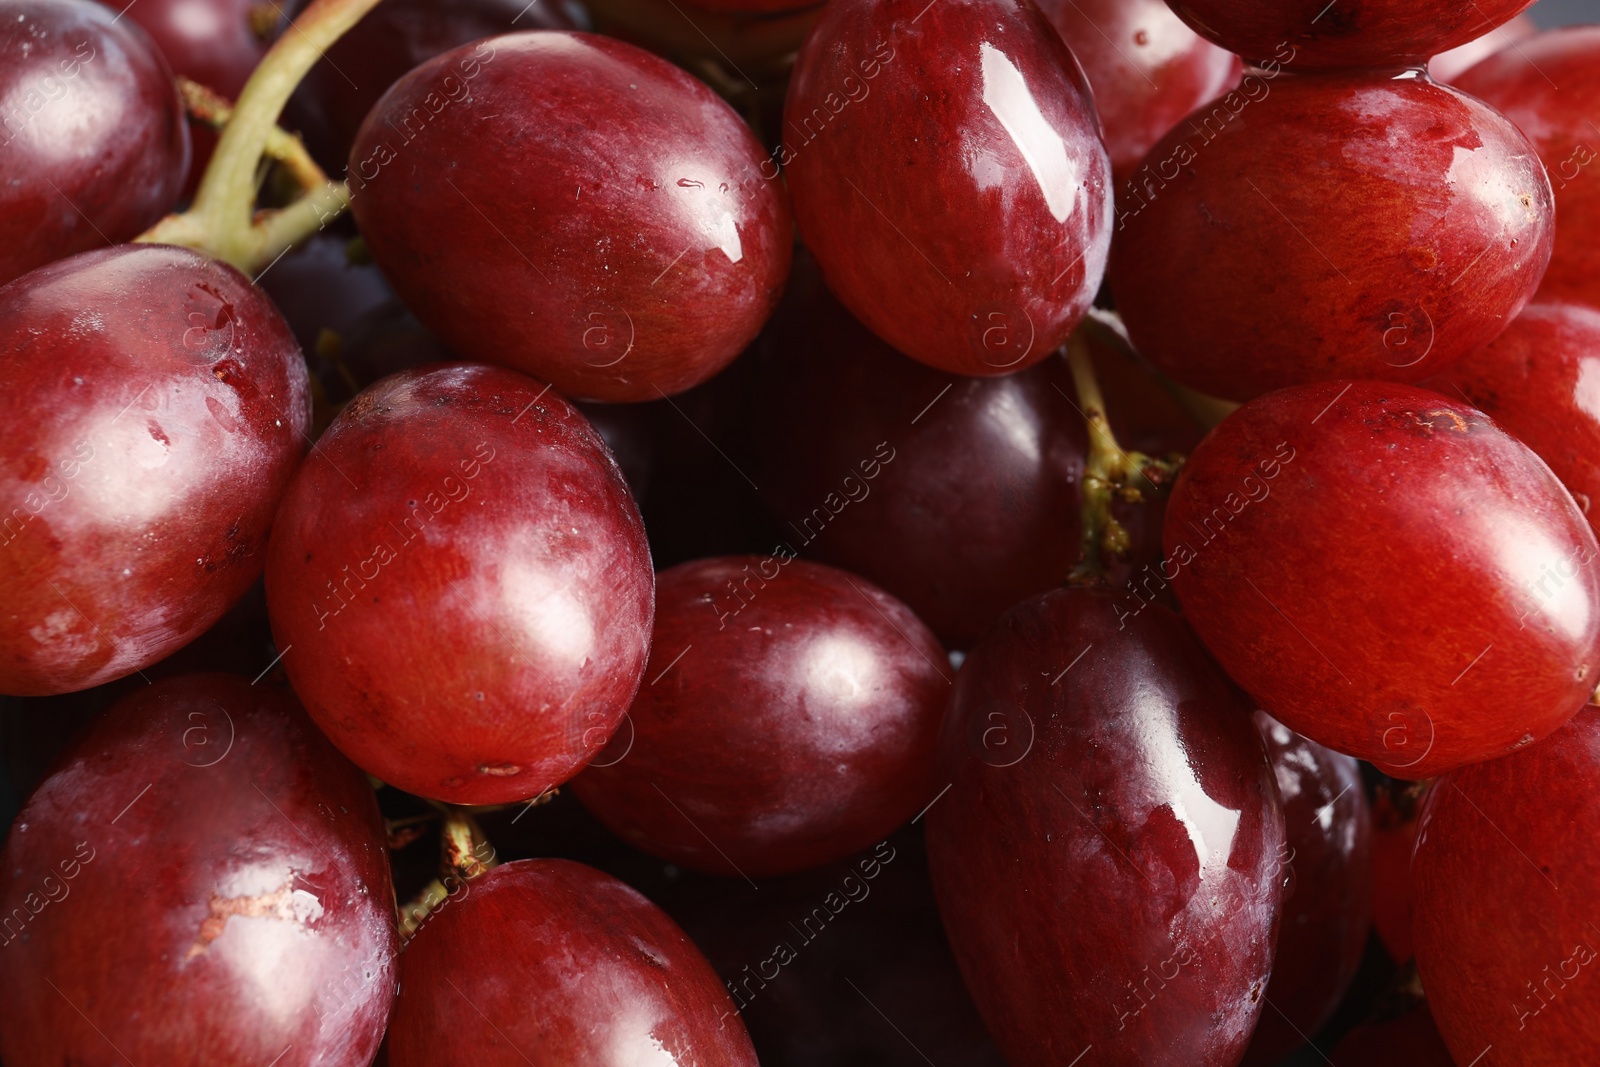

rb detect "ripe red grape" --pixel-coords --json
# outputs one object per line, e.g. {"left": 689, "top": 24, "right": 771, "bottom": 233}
{"left": 1456, "top": 27, "right": 1600, "bottom": 312}
{"left": 0, "top": 244, "right": 309, "bottom": 696}
{"left": 572, "top": 557, "right": 948, "bottom": 878}
{"left": 0, "top": 0, "right": 189, "bottom": 287}
{"left": 1240, "top": 711, "right": 1371, "bottom": 1065}
{"left": 1424, "top": 302, "right": 1600, "bottom": 530}
{"left": 387, "top": 858, "right": 758, "bottom": 1065}
{"left": 1165, "top": 380, "right": 1600, "bottom": 777}
{"left": 348, "top": 31, "right": 792, "bottom": 402}
{"left": 784, "top": 0, "right": 1112, "bottom": 377}
{"left": 1111, "top": 71, "right": 1553, "bottom": 401}
{"left": 0, "top": 673, "right": 396, "bottom": 1066}
{"left": 99, "top": 0, "right": 270, "bottom": 98}
{"left": 263, "top": 363, "right": 654, "bottom": 805}
{"left": 1413, "top": 709, "right": 1600, "bottom": 1065}
{"left": 1165, "top": 0, "right": 1535, "bottom": 69}
{"left": 1033, "top": 0, "right": 1240, "bottom": 181}
{"left": 927, "top": 588, "right": 1285, "bottom": 1067}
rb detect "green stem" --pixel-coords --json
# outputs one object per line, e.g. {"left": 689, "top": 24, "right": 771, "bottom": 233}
{"left": 1065, "top": 317, "right": 1187, "bottom": 585}
{"left": 138, "top": 0, "right": 380, "bottom": 272}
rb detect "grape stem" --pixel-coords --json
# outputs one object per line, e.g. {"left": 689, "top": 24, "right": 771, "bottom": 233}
{"left": 396, "top": 808, "right": 502, "bottom": 942}
{"left": 174, "top": 77, "right": 330, "bottom": 194}
{"left": 1065, "top": 312, "right": 1186, "bottom": 585}
{"left": 136, "top": 0, "right": 379, "bottom": 273}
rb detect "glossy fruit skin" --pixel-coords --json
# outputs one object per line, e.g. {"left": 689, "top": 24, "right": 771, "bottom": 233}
{"left": 0, "top": 673, "right": 397, "bottom": 1067}
{"left": 264, "top": 364, "right": 654, "bottom": 805}
{"left": 99, "top": 0, "right": 268, "bottom": 97}
{"left": 927, "top": 588, "right": 1285, "bottom": 1067}
{"left": 348, "top": 32, "right": 792, "bottom": 403}
{"left": 1413, "top": 710, "right": 1600, "bottom": 1066}
{"left": 751, "top": 277, "right": 1198, "bottom": 649}
{"left": 572, "top": 557, "right": 948, "bottom": 878}
{"left": 0, "top": 0, "right": 189, "bottom": 288}
{"left": 784, "top": 0, "right": 1112, "bottom": 377}
{"left": 1457, "top": 28, "right": 1600, "bottom": 312}
{"left": 286, "top": 0, "right": 579, "bottom": 170}
{"left": 1165, "top": 380, "right": 1600, "bottom": 778}
{"left": 1165, "top": 0, "right": 1535, "bottom": 69}
{"left": 1034, "top": 0, "right": 1240, "bottom": 182}
{"left": 388, "top": 858, "right": 758, "bottom": 1066}
{"left": 1240, "top": 711, "right": 1371, "bottom": 1066}
{"left": 1423, "top": 302, "right": 1600, "bottom": 528}
{"left": 1111, "top": 71, "right": 1554, "bottom": 402}
{"left": 0, "top": 244, "right": 309, "bottom": 696}
{"left": 1428, "top": 14, "right": 1535, "bottom": 83}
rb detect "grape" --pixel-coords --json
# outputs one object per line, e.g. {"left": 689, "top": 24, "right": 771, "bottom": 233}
{"left": 0, "top": 0, "right": 189, "bottom": 287}
{"left": 572, "top": 557, "right": 948, "bottom": 878}
{"left": 0, "top": 673, "right": 396, "bottom": 1066}
{"left": 0, "top": 245, "right": 308, "bottom": 695}
{"left": 1111, "top": 71, "right": 1553, "bottom": 401}
{"left": 927, "top": 587, "right": 1285, "bottom": 1067}
{"left": 784, "top": 0, "right": 1112, "bottom": 377}
{"left": 263, "top": 363, "right": 654, "bottom": 805}
{"left": 387, "top": 858, "right": 758, "bottom": 1065}
{"left": 1166, "top": 379, "right": 1600, "bottom": 777}
{"left": 348, "top": 31, "right": 792, "bottom": 402}
{"left": 1414, "top": 709, "right": 1600, "bottom": 1065}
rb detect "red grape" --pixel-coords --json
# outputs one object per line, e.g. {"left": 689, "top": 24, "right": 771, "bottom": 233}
{"left": 387, "top": 858, "right": 758, "bottom": 1065}
{"left": 784, "top": 0, "right": 1112, "bottom": 377}
{"left": 1165, "top": 0, "right": 1535, "bottom": 69}
{"left": 1165, "top": 380, "right": 1600, "bottom": 777}
{"left": 263, "top": 363, "right": 654, "bottom": 805}
{"left": 0, "top": 244, "right": 309, "bottom": 696}
{"left": 572, "top": 556, "right": 948, "bottom": 878}
{"left": 1033, "top": 0, "right": 1240, "bottom": 182}
{"left": 1423, "top": 302, "right": 1600, "bottom": 530}
{"left": 0, "top": 0, "right": 189, "bottom": 287}
{"left": 1413, "top": 709, "right": 1600, "bottom": 1065}
{"left": 99, "top": 0, "right": 269, "bottom": 98}
{"left": 1111, "top": 70, "right": 1553, "bottom": 401}
{"left": 927, "top": 588, "right": 1285, "bottom": 1067}
{"left": 1240, "top": 711, "right": 1371, "bottom": 1065}
{"left": 348, "top": 31, "right": 792, "bottom": 402}
{"left": 1456, "top": 27, "right": 1600, "bottom": 313}
{"left": 0, "top": 673, "right": 396, "bottom": 1066}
